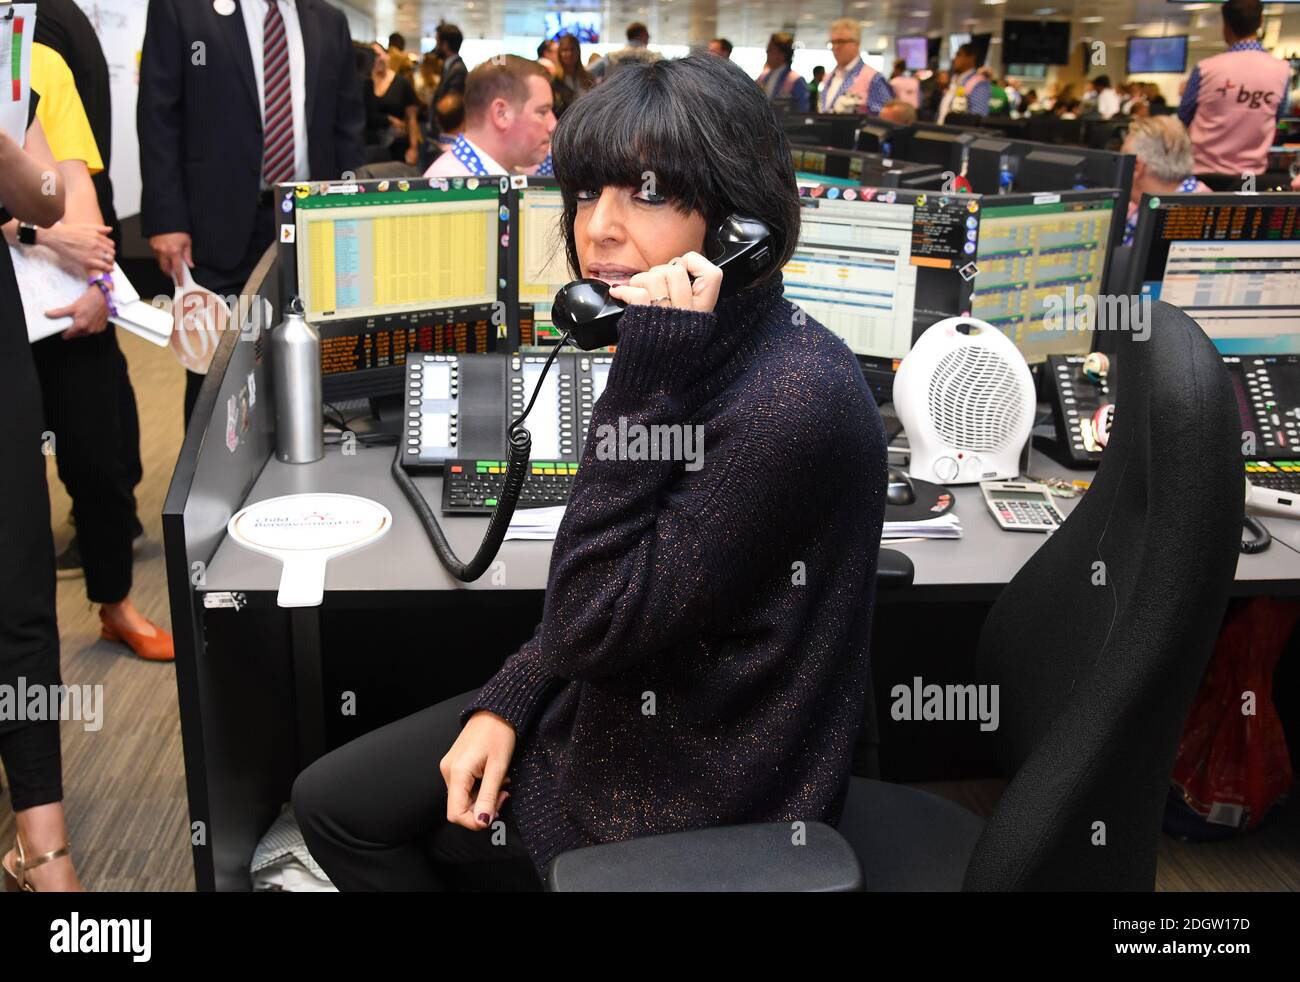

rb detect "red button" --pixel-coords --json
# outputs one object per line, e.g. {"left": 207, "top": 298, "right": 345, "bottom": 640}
{"left": 450, "top": 465, "right": 462, "bottom": 473}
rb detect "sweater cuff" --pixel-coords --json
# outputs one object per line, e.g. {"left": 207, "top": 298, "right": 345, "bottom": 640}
{"left": 606, "top": 303, "right": 717, "bottom": 396}
{"left": 460, "top": 647, "right": 557, "bottom": 735}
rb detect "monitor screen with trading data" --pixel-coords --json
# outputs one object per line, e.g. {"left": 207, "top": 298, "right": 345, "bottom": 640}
{"left": 785, "top": 186, "right": 979, "bottom": 389}
{"left": 1131, "top": 193, "right": 1300, "bottom": 355}
{"left": 970, "top": 191, "right": 1118, "bottom": 363}
{"left": 284, "top": 180, "right": 505, "bottom": 399}
{"left": 514, "top": 178, "right": 572, "bottom": 345}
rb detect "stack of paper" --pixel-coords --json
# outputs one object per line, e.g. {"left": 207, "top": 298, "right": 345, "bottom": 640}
{"left": 10, "top": 243, "right": 172, "bottom": 346}
{"left": 882, "top": 514, "right": 963, "bottom": 539}
{"left": 505, "top": 506, "right": 567, "bottom": 541}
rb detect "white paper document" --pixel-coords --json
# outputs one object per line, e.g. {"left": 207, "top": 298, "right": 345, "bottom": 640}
{"left": 505, "top": 506, "right": 567, "bottom": 541}
{"left": 882, "top": 514, "right": 963, "bottom": 539}
{"left": 9, "top": 242, "right": 171, "bottom": 346}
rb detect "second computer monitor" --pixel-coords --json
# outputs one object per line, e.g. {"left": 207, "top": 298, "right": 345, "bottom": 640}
{"left": 512, "top": 177, "right": 571, "bottom": 345}
{"left": 784, "top": 184, "right": 982, "bottom": 397}
{"left": 969, "top": 189, "right": 1120, "bottom": 363}
{"left": 1130, "top": 192, "right": 1300, "bottom": 355}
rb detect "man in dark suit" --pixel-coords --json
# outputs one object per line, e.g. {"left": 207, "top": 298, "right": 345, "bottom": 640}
{"left": 431, "top": 23, "right": 467, "bottom": 107}
{"left": 138, "top": 0, "right": 364, "bottom": 424}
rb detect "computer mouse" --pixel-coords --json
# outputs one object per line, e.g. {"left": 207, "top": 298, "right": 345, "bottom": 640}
{"left": 887, "top": 467, "right": 916, "bottom": 507}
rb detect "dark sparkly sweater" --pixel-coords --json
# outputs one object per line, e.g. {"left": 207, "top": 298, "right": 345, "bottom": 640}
{"left": 461, "top": 274, "right": 888, "bottom": 877}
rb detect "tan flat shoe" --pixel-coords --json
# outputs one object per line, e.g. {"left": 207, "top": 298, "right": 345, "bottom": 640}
{"left": 2, "top": 836, "right": 71, "bottom": 892}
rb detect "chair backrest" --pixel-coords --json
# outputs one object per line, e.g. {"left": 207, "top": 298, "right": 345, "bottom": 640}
{"left": 963, "top": 302, "right": 1243, "bottom": 890}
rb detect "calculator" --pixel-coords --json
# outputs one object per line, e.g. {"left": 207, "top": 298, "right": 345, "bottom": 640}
{"left": 980, "top": 481, "right": 1067, "bottom": 532}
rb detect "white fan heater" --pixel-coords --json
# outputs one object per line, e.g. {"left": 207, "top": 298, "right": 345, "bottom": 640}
{"left": 893, "top": 316, "right": 1035, "bottom": 485}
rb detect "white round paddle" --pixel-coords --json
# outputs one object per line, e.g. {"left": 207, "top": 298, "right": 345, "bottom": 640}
{"left": 227, "top": 493, "right": 392, "bottom": 607}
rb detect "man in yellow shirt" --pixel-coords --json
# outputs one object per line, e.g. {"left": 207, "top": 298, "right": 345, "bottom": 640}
{"left": 1, "top": 43, "right": 173, "bottom": 663}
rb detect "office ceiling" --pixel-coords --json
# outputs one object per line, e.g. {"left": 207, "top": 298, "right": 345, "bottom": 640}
{"left": 345, "top": 0, "right": 1300, "bottom": 62}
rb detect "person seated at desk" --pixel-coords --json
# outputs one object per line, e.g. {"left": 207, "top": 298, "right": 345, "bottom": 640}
{"left": 423, "top": 55, "right": 555, "bottom": 178}
{"left": 1120, "top": 116, "right": 1211, "bottom": 246}
{"left": 879, "top": 98, "right": 917, "bottom": 126}
{"left": 294, "top": 53, "right": 890, "bottom": 891}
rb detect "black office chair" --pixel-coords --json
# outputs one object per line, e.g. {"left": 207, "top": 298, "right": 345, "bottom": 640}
{"left": 546, "top": 302, "right": 1243, "bottom": 891}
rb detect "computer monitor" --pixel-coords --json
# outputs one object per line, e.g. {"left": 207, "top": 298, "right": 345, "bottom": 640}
{"left": 510, "top": 177, "right": 571, "bottom": 346}
{"left": 1130, "top": 193, "right": 1300, "bottom": 355}
{"left": 965, "top": 139, "right": 1134, "bottom": 248}
{"left": 785, "top": 184, "right": 981, "bottom": 400}
{"left": 280, "top": 177, "right": 507, "bottom": 401}
{"left": 855, "top": 119, "right": 912, "bottom": 158}
{"left": 969, "top": 190, "right": 1120, "bottom": 363}
{"left": 904, "top": 126, "right": 969, "bottom": 170}
{"left": 778, "top": 112, "right": 863, "bottom": 151}
{"left": 789, "top": 144, "right": 943, "bottom": 189}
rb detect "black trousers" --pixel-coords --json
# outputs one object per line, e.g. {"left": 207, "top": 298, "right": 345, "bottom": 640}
{"left": 31, "top": 326, "right": 142, "bottom": 604}
{"left": 0, "top": 292, "right": 62, "bottom": 810}
{"left": 183, "top": 198, "right": 276, "bottom": 431}
{"left": 292, "top": 688, "right": 542, "bottom": 891}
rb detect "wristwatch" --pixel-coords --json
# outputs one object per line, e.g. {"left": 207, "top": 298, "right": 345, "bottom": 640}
{"left": 17, "top": 223, "right": 37, "bottom": 246}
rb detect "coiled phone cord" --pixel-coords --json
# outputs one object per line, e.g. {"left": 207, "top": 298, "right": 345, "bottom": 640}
{"left": 391, "top": 332, "right": 575, "bottom": 582}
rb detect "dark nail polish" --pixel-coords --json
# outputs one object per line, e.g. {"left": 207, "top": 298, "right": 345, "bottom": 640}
{"left": 478, "top": 812, "right": 491, "bottom": 825}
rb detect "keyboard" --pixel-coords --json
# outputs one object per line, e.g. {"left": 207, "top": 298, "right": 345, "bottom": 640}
{"left": 1245, "top": 459, "right": 1300, "bottom": 493}
{"left": 441, "top": 459, "right": 578, "bottom": 515}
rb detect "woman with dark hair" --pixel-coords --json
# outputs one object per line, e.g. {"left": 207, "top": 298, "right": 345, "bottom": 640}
{"left": 294, "top": 54, "right": 888, "bottom": 891}
{"left": 551, "top": 33, "right": 595, "bottom": 117}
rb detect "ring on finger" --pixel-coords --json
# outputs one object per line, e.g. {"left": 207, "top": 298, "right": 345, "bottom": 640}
{"left": 650, "top": 294, "right": 669, "bottom": 304}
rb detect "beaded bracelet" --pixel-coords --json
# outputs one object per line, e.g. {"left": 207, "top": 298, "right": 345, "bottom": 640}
{"left": 89, "top": 273, "right": 117, "bottom": 318}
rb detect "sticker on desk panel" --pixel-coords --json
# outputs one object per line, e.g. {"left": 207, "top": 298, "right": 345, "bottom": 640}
{"left": 226, "top": 394, "right": 239, "bottom": 452}
{"left": 203, "top": 592, "right": 247, "bottom": 611}
{"left": 510, "top": 175, "right": 527, "bottom": 189}
{"left": 280, "top": 224, "right": 295, "bottom": 243}
{"left": 1032, "top": 193, "right": 1061, "bottom": 206}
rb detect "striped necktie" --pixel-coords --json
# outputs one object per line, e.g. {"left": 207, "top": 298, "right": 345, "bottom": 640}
{"left": 261, "top": 0, "right": 295, "bottom": 186}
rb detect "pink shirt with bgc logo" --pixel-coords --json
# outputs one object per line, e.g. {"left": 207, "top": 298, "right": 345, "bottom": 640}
{"left": 1179, "top": 41, "right": 1291, "bottom": 177}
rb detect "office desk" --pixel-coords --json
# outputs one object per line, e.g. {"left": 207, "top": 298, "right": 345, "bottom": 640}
{"left": 168, "top": 254, "right": 1300, "bottom": 889}
{"left": 202, "top": 443, "right": 1300, "bottom": 602}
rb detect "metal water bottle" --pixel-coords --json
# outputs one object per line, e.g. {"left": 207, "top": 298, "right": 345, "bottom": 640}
{"left": 271, "top": 300, "right": 323, "bottom": 463}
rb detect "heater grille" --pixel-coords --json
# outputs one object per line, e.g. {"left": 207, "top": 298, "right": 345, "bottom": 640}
{"left": 926, "top": 346, "right": 1027, "bottom": 451}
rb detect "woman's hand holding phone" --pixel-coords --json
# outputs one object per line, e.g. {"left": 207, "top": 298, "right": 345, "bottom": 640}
{"left": 440, "top": 710, "right": 516, "bottom": 831}
{"left": 608, "top": 251, "right": 722, "bottom": 315}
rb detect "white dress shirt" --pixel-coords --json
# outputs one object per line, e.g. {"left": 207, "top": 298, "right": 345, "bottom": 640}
{"left": 1096, "top": 88, "right": 1122, "bottom": 119}
{"left": 240, "top": 0, "right": 309, "bottom": 186}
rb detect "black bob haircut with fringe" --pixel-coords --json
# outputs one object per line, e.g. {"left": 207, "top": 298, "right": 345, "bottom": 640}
{"left": 550, "top": 54, "right": 801, "bottom": 287}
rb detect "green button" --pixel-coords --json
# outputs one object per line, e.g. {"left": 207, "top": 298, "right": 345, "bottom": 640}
{"left": 485, "top": 498, "right": 498, "bottom": 506}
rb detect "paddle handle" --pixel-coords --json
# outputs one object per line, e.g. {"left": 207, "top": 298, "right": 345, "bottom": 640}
{"left": 276, "top": 555, "right": 327, "bottom": 607}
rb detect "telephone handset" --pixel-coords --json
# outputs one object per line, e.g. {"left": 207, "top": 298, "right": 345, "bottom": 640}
{"left": 550, "top": 215, "right": 775, "bottom": 351}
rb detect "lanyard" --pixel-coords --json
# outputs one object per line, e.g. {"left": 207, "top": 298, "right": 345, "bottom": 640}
{"left": 452, "top": 134, "right": 488, "bottom": 175}
{"left": 822, "top": 58, "right": 864, "bottom": 111}
{"left": 764, "top": 65, "right": 790, "bottom": 98}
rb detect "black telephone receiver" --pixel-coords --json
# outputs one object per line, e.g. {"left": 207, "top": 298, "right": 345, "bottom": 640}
{"left": 550, "top": 215, "right": 775, "bottom": 351}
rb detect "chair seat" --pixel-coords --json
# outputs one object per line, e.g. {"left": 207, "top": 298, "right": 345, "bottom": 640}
{"left": 836, "top": 778, "right": 986, "bottom": 891}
